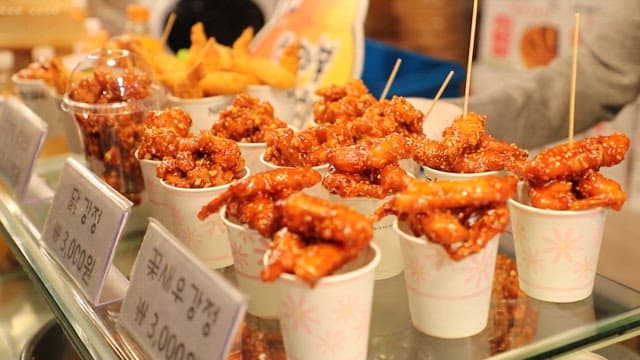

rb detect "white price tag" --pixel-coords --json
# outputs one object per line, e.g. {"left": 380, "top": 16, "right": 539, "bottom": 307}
{"left": 41, "top": 157, "right": 132, "bottom": 305}
{"left": 0, "top": 97, "right": 47, "bottom": 200}
{"left": 119, "top": 220, "right": 247, "bottom": 360}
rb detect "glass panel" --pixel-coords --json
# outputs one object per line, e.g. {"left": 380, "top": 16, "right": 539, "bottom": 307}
{"left": 0, "top": 157, "right": 639, "bottom": 359}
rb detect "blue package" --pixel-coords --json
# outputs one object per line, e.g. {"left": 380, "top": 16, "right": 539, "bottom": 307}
{"left": 361, "top": 39, "right": 465, "bottom": 99}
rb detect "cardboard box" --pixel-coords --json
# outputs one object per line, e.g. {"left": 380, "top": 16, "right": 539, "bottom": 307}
{"left": 478, "top": 0, "right": 604, "bottom": 71}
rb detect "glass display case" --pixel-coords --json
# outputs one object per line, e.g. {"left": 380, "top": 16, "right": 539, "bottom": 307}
{"left": 1, "top": 154, "right": 640, "bottom": 359}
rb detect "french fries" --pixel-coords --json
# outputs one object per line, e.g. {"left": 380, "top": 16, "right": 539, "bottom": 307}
{"left": 152, "top": 22, "right": 299, "bottom": 98}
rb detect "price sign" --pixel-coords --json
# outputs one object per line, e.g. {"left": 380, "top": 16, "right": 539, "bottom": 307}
{"left": 41, "top": 157, "right": 132, "bottom": 305}
{"left": 0, "top": 97, "right": 47, "bottom": 200}
{"left": 119, "top": 220, "right": 247, "bottom": 360}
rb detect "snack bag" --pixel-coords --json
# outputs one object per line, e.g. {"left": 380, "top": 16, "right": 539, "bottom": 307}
{"left": 252, "top": 0, "right": 368, "bottom": 127}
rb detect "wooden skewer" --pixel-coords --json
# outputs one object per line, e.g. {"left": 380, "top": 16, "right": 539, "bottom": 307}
{"left": 379, "top": 58, "right": 402, "bottom": 101}
{"left": 160, "top": 12, "right": 177, "bottom": 47}
{"left": 424, "top": 70, "right": 455, "bottom": 121}
{"left": 569, "top": 13, "right": 580, "bottom": 147}
{"left": 462, "top": 0, "right": 479, "bottom": 120}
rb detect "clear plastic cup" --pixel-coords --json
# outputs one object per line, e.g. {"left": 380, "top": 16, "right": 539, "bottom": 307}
{"left": 61, "top": 49, "right": 164, "bottom": 207}
{"left": 267, "top": 243, "right": 380, "bottom": 360}
{"left": 394, "top": 219, "right": 500, "bottom": 338}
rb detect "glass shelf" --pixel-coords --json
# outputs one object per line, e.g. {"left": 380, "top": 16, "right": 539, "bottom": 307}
{"left": 1, "top": 154, "right": 640, "bottom": 359}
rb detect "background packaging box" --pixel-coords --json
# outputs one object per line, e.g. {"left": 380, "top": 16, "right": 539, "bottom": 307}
{"left": 477, "top": 0, "right": 603, "bottom": 71}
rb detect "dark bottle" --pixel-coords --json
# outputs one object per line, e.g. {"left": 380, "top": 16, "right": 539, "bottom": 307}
{"left": 165, "top": 0, "right": 266, "bottom": 52}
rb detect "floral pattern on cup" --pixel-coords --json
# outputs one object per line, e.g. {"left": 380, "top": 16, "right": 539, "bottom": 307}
{"left": 272, "top": 244, "right": 380, "bottom": 360}
{"left": 223, "top": 210, "right": 278, "bottom": 318}
{"left": 159, "top": 168, "right": 249, "bottom": 270}
{"left": 395, "top": 219, "right": 499, "bottom": 338}
{"left": 327, "top": 194, "right": 403, "bottom": 280}
{"left": 509, "top": 197, "right": 607, "bottom": 303}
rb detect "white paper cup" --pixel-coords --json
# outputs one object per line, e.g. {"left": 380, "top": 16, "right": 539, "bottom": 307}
{"left": 166, "top": 93, "right": 235, "bottom": 132}
{"left": 238, "top": 141, "right": 266, "bottom": 175}
{"left": 398, "top": 158, "right": 421, "bottom": 178}
{"left": 327, "top": 194, "right": 403, "bottom": 280}
{"left": 49, "top": 90, "right": 83, "bottom": 153}
{"left": 247, "top": 85, "right": 295, "bottom": 126}
{"left": 508, "top": 186, "right": 607, "bottom": 303}
{"left": 221, "top": 209, "right": 278, "bottom": 318}
{"left": 268, "top": 243, "right": 380, "bottom": 360}
{"left": 422, "top": 165, "right": 502, "bottom": 182}
{"left": 12, "top": 75, "right": 65, "bottom": 137}
{"left": 259, "top": 152, "right": 329, "bottom": 197}
{"left": 135, "top": 150, "right": 171, "bottom": 226}
{"left": 406, "top": 97, "right": 462, "bottom": 141}
{"left": 394, "top": 219, "right": 500, "bottom": 338}
{"left": 159, "top": 168, "right": 250, "bottom": 269}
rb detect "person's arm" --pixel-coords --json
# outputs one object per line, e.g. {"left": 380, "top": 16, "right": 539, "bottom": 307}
{"left": 463, "top": 0, "right": 640, "bottom": 149}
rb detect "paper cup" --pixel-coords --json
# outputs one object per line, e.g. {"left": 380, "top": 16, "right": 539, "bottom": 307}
{"left": 422, "top": 165, "right": 501, "bottom": 182}
{"left": 49, "top": 90, "right": 83, "bottom": 153}
{"left": 398, "top": 158, "right": 421, "bottom": 178}
{"left": 238, "top": 142, "right": 267, "bottom": 175}
{"left": 135, "top": 150, "right": 171, "bottom": 226}
{"left": 221, "top": 209, "right": 278, "bottom": 318}
{"left": 327, "top": 194, "right": 403, "bottom": 280}
{"left": 269, "top": 243, "right": 380, "bottom": 360}
{"left": 406, "top": 97, "right": 462, "bottom": 141}
{"left": 394, "top": 219, "right": 500, "bottom": 338}
{"left": 12, "top": 75, "right": 65, "bottom": 137}
{"left": 508, "top": 186, "right": 607, "bottom": 303}
{"left": 166, "top": 93, "right": 235, "bottom": 132}
{"left": 159, "top": 168, "right": 250, "bottom": 269}
{"left": 259, "top": 152, "right": 329, "bottom": 197}
{"left": 247, "top": 85, "right": 295, "bottom": 126}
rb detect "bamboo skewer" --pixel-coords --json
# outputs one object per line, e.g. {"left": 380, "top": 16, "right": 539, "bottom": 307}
{"left": 160, "top": 12, "right": 177, "bottom": 47}
{"left": 424, "top": 70, "right": 455, "bottom": 121}
{"left": 462, "top": 0, "right": 479, "bottom": 120}
{"left": 379, "top": 58, "right": 402, "bottom": 101}
{"left": 569, "top": 13, "right": 580, "bottom": 147}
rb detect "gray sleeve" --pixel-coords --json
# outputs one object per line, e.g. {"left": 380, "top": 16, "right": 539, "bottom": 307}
{"left": 459, "top": 0, "right": 640, "bottom": 149}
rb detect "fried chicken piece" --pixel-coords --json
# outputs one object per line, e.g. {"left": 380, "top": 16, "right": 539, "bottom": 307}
{"left": 212, "top": 94, "right": 287, "bottom": 142}
{"left": 264, "top": 125, "right": 354, "bottom": 167}
{"left": 513, "top": 133, "right": 630, "bottom": 182}
{"left": 278, "top": 192, "right": 373, "bottom": 251}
